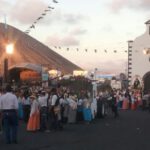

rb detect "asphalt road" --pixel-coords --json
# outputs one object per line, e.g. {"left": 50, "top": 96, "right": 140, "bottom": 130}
{"left": 1, "top": 110, "right": 150, "bottom": 150}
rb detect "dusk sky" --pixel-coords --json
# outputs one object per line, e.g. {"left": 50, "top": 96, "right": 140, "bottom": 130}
{"left": 1, "top": 0, "right": 150, "bottom": 73}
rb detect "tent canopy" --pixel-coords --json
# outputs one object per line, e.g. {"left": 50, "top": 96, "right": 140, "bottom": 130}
{"left": 9, "top": 63, "right": 42, "bottom": 73}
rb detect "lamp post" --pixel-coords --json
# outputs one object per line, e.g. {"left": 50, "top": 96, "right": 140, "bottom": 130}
{"left": 3, "top": 43, "right": 14, "bottom": 84}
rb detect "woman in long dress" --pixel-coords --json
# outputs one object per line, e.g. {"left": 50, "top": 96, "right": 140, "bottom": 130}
{"left": 122, "top": 95, "right": 129, "bottom": 110}
{"left": 27, "top": 95, "right": 40, "bottom": 131}
{"left": 83, "top": 95, "right": 92, "bottom": 123}
{"left": 17, "top": 92, "right": 24, "bottom": 120}
{"left": 68, "top": 95, "right": 77, "bottom": 124}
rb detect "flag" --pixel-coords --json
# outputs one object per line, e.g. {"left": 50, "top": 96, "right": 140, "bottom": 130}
{"left": 53, "top": 0, "right": 58, "bottom": 3}
{"left": 37, "top": 16, "right": 43, "bottom": 20}
{"left": 94, "top": 49, "right": 97, "bottom": 53}
{"left": 45, "top": 9, "right": 51, "bottom": 12}
{"left": 48, "top": 6, "right": 54, "bottom": 9}
{"left": 42, "top": 13, "right": 46, "bottom": 16}
{"left": 30, "top": 24, "right": 35, "bottom": 29}
{"left": 25, "top": 31, "right": 29, "bottom": 34}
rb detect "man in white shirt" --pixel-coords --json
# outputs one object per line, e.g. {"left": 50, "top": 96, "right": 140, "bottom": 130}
{"left": 38, "top": 91, "right": 48, "bottom": 131}
{"left": 0, "top": 85, "right": 19, "bottom": 144}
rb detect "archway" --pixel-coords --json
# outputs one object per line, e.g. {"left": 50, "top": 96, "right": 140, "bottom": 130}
{"left": 143, "top": 72, "right": 150, "bottom": 94}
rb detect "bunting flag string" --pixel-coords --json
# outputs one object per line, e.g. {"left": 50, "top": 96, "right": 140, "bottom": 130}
{"left": 23, "top": 0, "right": 128, "bottom": 55}
{"left": 51, "top": 45, "right": 129, "bottom": 54}
{"left": 24, "top": 0, "right": 59, "bottom": 34}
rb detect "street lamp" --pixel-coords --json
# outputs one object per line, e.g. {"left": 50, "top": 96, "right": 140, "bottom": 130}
{"left": 3, "top": 43, "right": 14, "bottom": 84}
{"left": 6, "top": 44, "right": 14, "bottom": 54}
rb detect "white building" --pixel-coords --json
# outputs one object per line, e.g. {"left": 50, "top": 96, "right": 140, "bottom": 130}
{"left": 111, "top": 80, "right": 122, "bottom": 90}
{"left": 128, "top": 20, "right": 150, "bottom": 93}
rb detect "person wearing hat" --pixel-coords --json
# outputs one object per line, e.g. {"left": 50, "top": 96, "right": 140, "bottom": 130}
{"left": 0, "top": 84, "right": 19, "bottom": 144}
{"left": 27, "top": 94, "right": 40, "bottom": 131}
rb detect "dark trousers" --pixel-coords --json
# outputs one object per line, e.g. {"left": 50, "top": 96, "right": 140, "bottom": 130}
{"left": 112, "top": 106, "right": 119, "bottom": 118}
{"left": 0, "top": 113, "right": 2, "bottom": 132}
{"left": 2, "top": 110, "right": 18, "bottom": 144}
{"left": 23, "top": 105, "right": 30, "bottom": 123}
{"left": 142, "top": 100, "right": 146, "bottom": 110}
{"left": 40, "top": 107, "right": 48, "bottom": 131}
{"left": 49, "top": 111, "right": 62, "bottom": 131}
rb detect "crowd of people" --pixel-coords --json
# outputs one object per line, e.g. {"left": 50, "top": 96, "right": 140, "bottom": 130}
{"left": 0, "top": 84, "right": 146, "bottom": 144}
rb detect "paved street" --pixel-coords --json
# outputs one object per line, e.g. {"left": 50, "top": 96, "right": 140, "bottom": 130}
{"left": 1, "top": 110, "right": 150, "bottom": 150}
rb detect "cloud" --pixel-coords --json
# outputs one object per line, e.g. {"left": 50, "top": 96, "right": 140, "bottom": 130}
{"left": 0, "top": 0, "right": 11, "bottom": 14}
{"left": 109, "top": 0, "right": 129, "bottom": 13}
{"left": 62, "top": 36, "right": 80, "bottom": 46}
{"left": 69, "top": 27, "right": 87, "bottom": 35}
{"left": 46, "top": 35, "right": 80, "bottom": 46}
{"left": 9, "top": 0, "right": 88, "bottom": 27}
{"left": 83, "top": 59, "right": 127, "bottom": 73}
{"left": 43, "top": 10, "right": 88, "bottom": 26}
{"left": 140, "top": 0, "right": 150, "bottom": 10}
{"left": 9, "top": 0, "right": 47, "bottom": 24}
{"left": 63, "top": 13, "right": 86, "bottom": 24}
{"left": 108, "top": 0, "right": 150, "bottom": 13}
{"left": 102, "top": 25, "right": 113, "bottom": 32}
{"left": 100, "top": 59, "right": 127, "bottom": 73}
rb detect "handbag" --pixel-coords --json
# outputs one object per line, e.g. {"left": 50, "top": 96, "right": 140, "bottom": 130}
{"left": 54, "top": 106, "right": 60, "bottom": 114}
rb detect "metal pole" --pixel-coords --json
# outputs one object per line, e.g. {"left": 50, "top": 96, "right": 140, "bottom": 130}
{"left": 3, "top": 15, "right": 8, "bottom": 86}
{"left": 3, "top": 58, "right": 8, "bottom": 84}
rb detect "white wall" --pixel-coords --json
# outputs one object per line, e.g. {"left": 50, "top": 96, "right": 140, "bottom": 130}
{"left": 132, "top": 23, "right": 150, "bottom": 81}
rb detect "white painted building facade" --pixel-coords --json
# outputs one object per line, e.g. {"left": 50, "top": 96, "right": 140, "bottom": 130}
{"left": 128, "top": 20, "right": 150, "bottom": 91}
